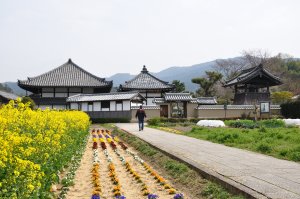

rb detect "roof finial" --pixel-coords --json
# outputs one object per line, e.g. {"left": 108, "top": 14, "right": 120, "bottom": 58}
{"left": 142, "top": 65, "right": 148, "bottom": 73}
{"left": 68, "top": 58, "right": 72, "bottom": 63}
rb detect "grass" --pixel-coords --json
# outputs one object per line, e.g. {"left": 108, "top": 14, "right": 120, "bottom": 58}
{"left": 102, "top": 123, "right": 244, "bottom": 199}
{"left": 162, "top": 125, "right": 300, "bottom": 162}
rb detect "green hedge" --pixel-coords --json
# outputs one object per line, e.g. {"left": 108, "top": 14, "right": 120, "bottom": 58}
{"left": 147, "top": 117, "right": 199, "bottom": 126}
{"left": 281, "top": 101, "right": 300, "bottom": 118}
{"left": 91, "top": 117, "right": 130, "bottom": 123}
{"left": 225, "top": 119, "right": 285, "bottom": 129}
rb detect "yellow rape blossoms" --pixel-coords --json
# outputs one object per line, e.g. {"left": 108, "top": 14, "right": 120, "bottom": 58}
{"left": 0, "top": 99, "right": 90, "bottom": 198}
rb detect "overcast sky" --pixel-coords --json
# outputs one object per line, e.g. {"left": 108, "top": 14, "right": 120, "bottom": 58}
{"left": 0, "top": 0, "right": 299, "bottom": 82}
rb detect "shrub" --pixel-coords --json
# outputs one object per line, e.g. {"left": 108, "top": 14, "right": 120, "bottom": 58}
{"left": 147, "top": 117, "right": 161, "bottom": 126}
{"left": 226, "top": 120, "right": 259, "bottom": 129}
{"left": 281, "top": 101, "right": 300, "bottom": 118}
{"left": 260, "top": 119, "right": 285, "bottom": 128}
{"left": 257, "top": 143, "right": 272, "bottom": 153}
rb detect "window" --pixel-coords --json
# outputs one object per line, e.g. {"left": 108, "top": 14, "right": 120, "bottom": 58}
{"left": 101, "top": 101, "right": 110, "bottom": 111}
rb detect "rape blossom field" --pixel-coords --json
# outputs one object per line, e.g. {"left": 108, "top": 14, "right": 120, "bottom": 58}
{"left": 0, "top": 100, "right": 90, "bottom": 198}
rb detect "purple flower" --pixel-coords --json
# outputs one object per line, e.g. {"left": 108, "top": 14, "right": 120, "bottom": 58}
{"left": 92, "top": 135, "right": 97, "bottom": 138}
{"left": 91, "top": 194, "right": 100, "bottom": 199}
{"left": 174, "top": 193, "right": 184, "bottom": 199}
{"left": 115, "top": 196, "right": 126, "bottom": 199}
{"left": 148, "top": 194, "right": 159, "bottom": 199}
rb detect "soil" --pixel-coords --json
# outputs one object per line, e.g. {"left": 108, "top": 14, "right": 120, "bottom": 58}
{"left": 65, "top": 126, "right": 188, "bottom": 199}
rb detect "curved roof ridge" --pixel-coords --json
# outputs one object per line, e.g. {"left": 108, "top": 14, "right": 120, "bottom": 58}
{"left": 120, "top": 65, "right": 174, "bottom": 90}
{"left": 18, "top": 59, "right": 113, "bottom": 89}
{"left": 224, "top": 63, "right": 282, "bottom": 87}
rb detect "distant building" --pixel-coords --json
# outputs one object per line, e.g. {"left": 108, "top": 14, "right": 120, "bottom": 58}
{"left": 67, "top": 92, "right": 145, "bottom": 120}
{"left": 18, "top": 59, "right": 112, "bottom": 109}
{"left": 224, "top": 64, "right": 282, "bottom": 105}
{"left": 0, "top": 90, "right": 19, "bottom": 105}
{"left": 118, "top": 65, "right": 174, "bottom": 105}
{"left": 153, "top": 93, "right": 217, "bottom": 118}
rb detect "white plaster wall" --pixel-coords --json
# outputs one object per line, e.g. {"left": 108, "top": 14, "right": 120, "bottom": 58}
{"left": 123, "top": 101, "right": 130, "bottom": 110}
{"left": 56, "top": 93, "right": 68, "bottom": 97}
{"left": 42, "top": 93, "right": 54, "bottom": 97}
{"left": 116, "top": 102, "right": 122, "bottom": 111}
{"left": 147, "top": 98, "right": 155, "bottom": 105}
{"left": 110, "top": 101, "right": 116, "bottom": 111}
{"left": 53, "top": 105, "right": 66, "bottom": 110}
{"left": 147, "top": 93, "right": 162, "bottom": 97}
{"left": 70, "top": 103, "right": 79, "bottom": 110}
{"left": 82, "top": 102, "right": 88, "bottom": 111}
{"left": 93, "top": 102, "right": 101, "bottom": 111}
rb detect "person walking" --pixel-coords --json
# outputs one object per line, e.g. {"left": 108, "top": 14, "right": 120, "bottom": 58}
{"left": 135, "top": 105, "right": 146, "bottom": 131}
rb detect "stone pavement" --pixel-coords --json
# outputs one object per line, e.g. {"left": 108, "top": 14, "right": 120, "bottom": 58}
{"left": 115, "top": 123, "right": 300, "bottom": 199}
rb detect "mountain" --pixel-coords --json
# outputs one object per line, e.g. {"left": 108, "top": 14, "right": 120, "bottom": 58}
{"left": 107, "top": 73, "right": 135, "bottom": 87}
{"left": 2, "top": 60, "right": 217, "bottom": 94}
{"left": 108, "top": 60, "right": 216, "bottom": 91}
{"left": 2, "top": 82, "right": 26, "bottom": 96}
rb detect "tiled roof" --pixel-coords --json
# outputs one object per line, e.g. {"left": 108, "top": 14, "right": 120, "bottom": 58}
{"left": 164, "top": 93, "right": 193, "bottom": 101}
{"left": 18, "top": 59, "right": 112, "bottom": 88}
{"left": 197, "top": 97, "right": 217, "bottom": 105}
{"left": 0, "top": 91, "right": 19, "bottom": 100}
{"left": 224, "top": 64, "right": 282, "bottom": 87}
{"left": 119, "top": 66, "right": 174, "bottom": 91}
{"left": 154, "top": 95, "right": 217, "bottom": 104}
{"left": 196, "top": 104, "right": 281, "bottom": 110}
{"left": 152, "top": 98, "right": 165, "bottom": 104}
{"left": 67, "top": 92, "right": 145, "bottom": 102}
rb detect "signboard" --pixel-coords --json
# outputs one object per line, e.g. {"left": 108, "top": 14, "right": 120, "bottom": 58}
{"left": 260, "top": 102, "right": 270, "bottom": 113}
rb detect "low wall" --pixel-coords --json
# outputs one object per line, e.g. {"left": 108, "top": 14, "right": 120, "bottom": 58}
{"left": 131, "top": 106, "right": 160, "bottom": 122}
{"left": 196, "top": 105, "right": 281, "bottom": 119}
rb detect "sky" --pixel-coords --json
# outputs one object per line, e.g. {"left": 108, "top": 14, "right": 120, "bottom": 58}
{"left": 0, "top": 0, "right": 299, "bottom": 82}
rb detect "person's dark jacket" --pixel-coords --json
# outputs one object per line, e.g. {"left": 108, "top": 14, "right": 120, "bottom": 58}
{"left": 136, "top": 109, "right": 146, "bottom": 121}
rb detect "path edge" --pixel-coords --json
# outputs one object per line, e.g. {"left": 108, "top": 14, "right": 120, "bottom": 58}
{"left": 118, "top": 127, "right": 268, "bottom": 199}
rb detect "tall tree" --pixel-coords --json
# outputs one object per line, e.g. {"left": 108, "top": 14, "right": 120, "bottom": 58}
{"left": 171, "top": 80, "right": 185, "bottom": 93}
{"left": 192, "top": 71, "right": 223, "bottom": 97}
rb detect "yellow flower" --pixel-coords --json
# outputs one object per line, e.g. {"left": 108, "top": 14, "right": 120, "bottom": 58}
{"left": 27, "top": 184, "right": 35, "bottom": 191}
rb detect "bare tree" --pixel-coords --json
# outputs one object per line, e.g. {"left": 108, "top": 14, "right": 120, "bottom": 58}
{"left": 215, "top": 49, "right": 285, "bottom": 80}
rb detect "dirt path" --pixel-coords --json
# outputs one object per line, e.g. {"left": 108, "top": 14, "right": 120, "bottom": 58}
{"left": 66, "top": 134, "right": 93, "bottom": 199}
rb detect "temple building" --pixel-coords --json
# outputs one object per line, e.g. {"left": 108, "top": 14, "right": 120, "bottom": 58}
{"left": 224, "top": 64, "right": 282, "bottom": 105}
{"left": 153, "top": 93, "right": 217, "bottom": 118}
{"left": 18, "top": 59, "right": 112, "bottom": 109}
{"left": 118, "top": 65, "right": 174, "bottom": 105}
{"left": 67, "top": 91, "right": 145, "bottom": 121}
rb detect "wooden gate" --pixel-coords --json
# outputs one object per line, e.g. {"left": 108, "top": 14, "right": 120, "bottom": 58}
{"left": 160, "top": 105, "right": 168, "bottom": 118}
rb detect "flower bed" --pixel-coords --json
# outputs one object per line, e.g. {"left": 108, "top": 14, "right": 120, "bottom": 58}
{"left": 88, "top": 128, "right": 185, "bottom": 199}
